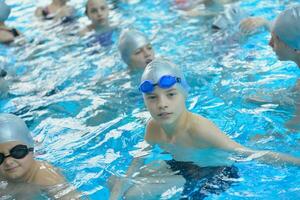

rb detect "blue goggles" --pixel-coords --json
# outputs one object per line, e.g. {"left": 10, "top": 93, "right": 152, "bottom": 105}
{"left": 139, "top": 75, "right": 181, "bottom": 93}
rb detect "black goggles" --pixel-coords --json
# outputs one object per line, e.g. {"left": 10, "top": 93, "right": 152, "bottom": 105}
{"left": 0, "top": 144, "right": 34, "bottom": 165}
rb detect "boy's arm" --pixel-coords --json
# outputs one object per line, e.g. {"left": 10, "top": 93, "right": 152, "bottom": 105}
{"left": 193, "top": 115, "right": 300, "bottom": 166}
{"left": 38, "top": 162, "right": 87, "bottom": 199}
{"left": 109, "top": 157, "right": 146, "bottom": 200}
{"left": 110, "top": 121, "right": 156, "bottom": 200}
{"left": 239, "top": 17, "right": 272, "bottom": 35}
{"left": 0, "top": 30, "right": 15, "bottom": 43}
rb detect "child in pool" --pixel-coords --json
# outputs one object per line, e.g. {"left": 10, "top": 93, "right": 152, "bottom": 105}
{"left": 80, "top": 0, "right": 116, "bottom": 46}
{"left": 110, "top": 58, "right": 300, "bottom": 199}
{"left": 0, "top": 113, "right": 85, "bottom": 199}
{"left": 240, "top": 6, "right": 300, "bottom": 129}
{"left": 35, "top": 0, "right": 75, "bottom": 22}
{"left": 0, "top": 1, "right": 21, "bottom": 44}
{"left": 118, "top": 29, "right": 155, "bottom": 69}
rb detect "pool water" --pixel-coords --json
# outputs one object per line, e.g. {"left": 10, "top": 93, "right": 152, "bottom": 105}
{"left": 1, "top": 0, "right": 300, "bottom": 199}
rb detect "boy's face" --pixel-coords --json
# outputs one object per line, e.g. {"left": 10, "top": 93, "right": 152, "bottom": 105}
{"left": 144, "top": 86, "right": 185, "bottom": 125}
{"left": 269, "top": 32, "right": 297, "bottom": 61}
{"left": 130, "top": 44, "right": 155, "bottom": 69}
{"left": 0, "top": 141, "right": 34, "bottom": 182}
{"left": 87, "top": 0, "right": 109, "bottom": 26}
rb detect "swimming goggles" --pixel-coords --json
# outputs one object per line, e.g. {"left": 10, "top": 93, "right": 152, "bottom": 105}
{"left": 0, "top": 144, "right": 34, "bottom": 165}
{"left": 139, "top": 75, "right": 181, "bottom": 93}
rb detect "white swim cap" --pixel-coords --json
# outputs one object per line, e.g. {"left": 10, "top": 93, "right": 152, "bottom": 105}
{"left": 273, "top": 6, "right": 300, "bottom": 51}
{"left": 212, "top": 4, "right": 248, "bottom": 30}
{"left": 118, "top": 29, "right": 150, "bottom": 65}
{"left": 0, "top": 113, "right": 34, "bottom": 147}
{"left": 0, "top": 0, "right": 11, "bottom": 22}
{"left": 141, "top": 58, "right": 189, "bottom": 96}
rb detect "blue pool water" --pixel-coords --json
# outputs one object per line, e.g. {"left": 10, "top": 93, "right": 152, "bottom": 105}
{"left": 1, "top": 0, "right": 300, "bottom": 199}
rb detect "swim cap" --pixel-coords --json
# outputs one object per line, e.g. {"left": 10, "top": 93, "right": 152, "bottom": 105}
{"left": 212, "top": 4, "right": 248, "bottom": 30}
{"left": 0, "top": 0, "right": 11, "bottom": 22}
{"left": 118, "top": 29, "right": 150, "bottom": 65}
{"left": 141, "top": 58, "right": 189, "bottom": 96}
{"left": 0, "top": 113, "right": 34, "bottom": 147}
{"left": 273, "top": 6, "right": 300, "bottom": 51}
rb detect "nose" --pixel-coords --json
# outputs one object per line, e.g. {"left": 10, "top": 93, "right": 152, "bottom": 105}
{"left": 142, "top": 48, "right": 151, "bottom": 58}
{"left": 157, "top": 96, "right": 168, "bottom": 110}
{"left": 97, "top": 10, "right": 102, "bottom": 17}
{"left": 2, "top": 156, "right": 14, "bottom": 166}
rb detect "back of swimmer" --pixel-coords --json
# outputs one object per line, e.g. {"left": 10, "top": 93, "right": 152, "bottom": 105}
{"left": 118, "top": 29, "right": 155, "bottom": 69}
{"left": 0, "top": 113, "right": 85, "bottom": 199}
{"left": 35, "top": 0, "right": 75, "bottom": 23}
{"left": 0, "top": 0, "right": 21, "bottom": 44}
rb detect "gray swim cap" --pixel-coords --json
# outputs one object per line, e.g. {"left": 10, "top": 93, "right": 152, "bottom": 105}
{"left": 141, "top": 58, "right": 189, "bottom": 96}
{"left": 0, "top": 113, "right": 34, "bottom": 147}
{"left": 0, "top": 0, "right": 11, "bottom": 22}
{"left": 212, "top": 4, "right": 248, "bottom": 30}
{"left": 273, "top": 6, "right": 300, "bottom": 51}
{"left": 118, "top": 29, "right": 150, "bottom": 65}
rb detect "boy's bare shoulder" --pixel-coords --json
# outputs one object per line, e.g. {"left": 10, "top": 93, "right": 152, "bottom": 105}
{"left": 35, "top": 161, "right": 65, "bottom": 186}
{"left": 188, "top": 113, "right": 218, "bottom": 137}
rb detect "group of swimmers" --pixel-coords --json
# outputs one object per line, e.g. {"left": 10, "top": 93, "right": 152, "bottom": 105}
{"left": 1, "top": 0, "right": 300, "bottom": 199}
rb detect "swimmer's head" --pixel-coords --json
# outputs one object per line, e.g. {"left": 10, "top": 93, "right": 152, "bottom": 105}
{"left": 85, "top": 0, "right": 109, "bottom": 26}
{"left": 212, "top": 4, "right": 248, "bottom": 30}
{"left": 118, "top": 29, "right": 154, "bottom": 69}
{"left": 0, "top": 0, "right": 11, "bottom": 22}
{"left": 0, "top": 113, "right": 34, "bottom": 148}
{"left": 272, "top": 6, "right": 300, "bottom": 51}
{"left": 140, "top": 58, "right": 189, "bottom": 97}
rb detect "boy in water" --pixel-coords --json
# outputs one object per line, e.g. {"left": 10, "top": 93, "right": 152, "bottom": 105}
{"left": 118, "top": 29, "right": 155, "bottom": 69}
{"left": 241, "top": 6, "right": 300, "bottom": 128}
{"left": 0, "top": 113, "right": 84, "bottom": 199}
{"left": 0, "top": 1, "right": 21, "bottom": 44}
{"left": 110, "top": 58, "right": 300, "bottom": 199}
{"left": 241, "top": 6, "right": 300, "bottom": 66}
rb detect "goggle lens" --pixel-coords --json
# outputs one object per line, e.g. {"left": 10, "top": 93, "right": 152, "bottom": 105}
{"left": 139, "top": 75, "right": 181, "bottom": 93}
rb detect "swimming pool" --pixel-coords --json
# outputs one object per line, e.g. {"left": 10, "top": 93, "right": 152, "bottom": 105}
{"left": 1, "top": 0, "right": 300, "bottom": 199}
